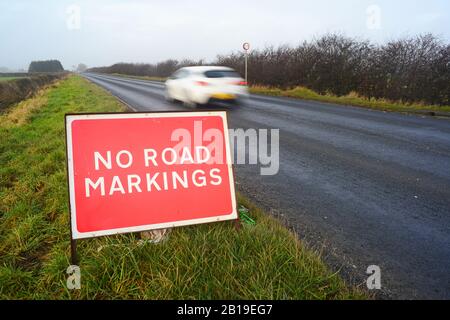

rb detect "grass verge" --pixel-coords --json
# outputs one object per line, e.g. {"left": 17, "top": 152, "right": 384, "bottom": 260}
{"left": 0, "top": 77, "right": 21, "bottom": 82}
{"left": 250, "top": 86, "right": 450, "bottom": 114}
{"left": 95, "top": 73, "right": 449, "bottom": 115}
{"left": 0, "top": 75, "right": 365, "bottom": 299}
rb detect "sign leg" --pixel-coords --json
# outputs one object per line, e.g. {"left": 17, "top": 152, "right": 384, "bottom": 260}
{"left": 234, "top": 217, "right": 241, "bottom": 231}
{"left": 71, "top": 239, "right": 78, "bottom": 266}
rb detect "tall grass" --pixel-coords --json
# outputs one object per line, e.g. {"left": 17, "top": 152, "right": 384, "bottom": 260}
{"left": 250, "top": 86, "right": 450, "bottom": 113}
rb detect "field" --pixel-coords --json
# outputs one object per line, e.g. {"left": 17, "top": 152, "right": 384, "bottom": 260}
{"left": 0, "top": 75, "right": 365, "bottom": 299}
{"left": 0, "top": 77, "right": 21, "bottom": 82}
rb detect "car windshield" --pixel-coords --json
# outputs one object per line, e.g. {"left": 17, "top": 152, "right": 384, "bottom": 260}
{"left": 204, "top": 70, "right": 241, "bottom": 78}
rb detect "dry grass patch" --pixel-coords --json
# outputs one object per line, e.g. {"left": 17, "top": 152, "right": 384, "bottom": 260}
{"left": 2, "top": 87, "right": 50, "bottom": 127}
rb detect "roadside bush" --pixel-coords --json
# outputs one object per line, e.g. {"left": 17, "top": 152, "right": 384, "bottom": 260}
{"left": 88, "top": 34, "right": 450, "bottom": 106}
{"left": 89, "top": 59, "right": 205, "bottom": 78}
{"left": 0, "top": 74, "right": 66, "bottom": 111}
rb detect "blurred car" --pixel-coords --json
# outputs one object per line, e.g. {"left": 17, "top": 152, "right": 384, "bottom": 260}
{"left": 165, "top": 66, "right": 248, "bottom": 106}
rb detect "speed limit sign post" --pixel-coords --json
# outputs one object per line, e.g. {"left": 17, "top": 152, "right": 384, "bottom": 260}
{"left": 243, "top": 42, "right": 250, "bottom": 83}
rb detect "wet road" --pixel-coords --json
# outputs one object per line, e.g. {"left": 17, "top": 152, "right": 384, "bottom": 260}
{"left": 83, "top": 72, "right": 450, "bottom": 299}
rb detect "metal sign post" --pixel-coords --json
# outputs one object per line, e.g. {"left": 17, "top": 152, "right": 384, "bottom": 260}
{"left": 243, "top": 42, "right": 250, "bottom": 83}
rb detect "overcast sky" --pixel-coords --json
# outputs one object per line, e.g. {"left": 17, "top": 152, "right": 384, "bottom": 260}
{"left": 1, "top": 0, "right": 449, "bottom": 70}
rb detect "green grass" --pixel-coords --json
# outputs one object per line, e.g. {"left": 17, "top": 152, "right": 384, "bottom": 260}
{"left": 0, "top": 77, "right": 22, "bottom": 82}
{"left": 0, "top": 75, "right": 364, "bottom": 299}
{"left": 250, "top": 85, "right": 450, "bottom": 114}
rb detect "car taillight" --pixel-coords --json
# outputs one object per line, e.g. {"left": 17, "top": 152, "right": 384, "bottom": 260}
{"left": 195, "top": 81, "right": 209, "bottom": 86}
{"left": 236, "top": 81, "right": 247, "bottom": 86}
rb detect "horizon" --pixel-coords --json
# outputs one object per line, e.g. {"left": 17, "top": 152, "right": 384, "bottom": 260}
{"left": 1, "top": 0, "right": 449, "bottom": 71}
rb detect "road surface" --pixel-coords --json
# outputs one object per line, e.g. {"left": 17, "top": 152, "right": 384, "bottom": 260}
{"left": 83, "top": 72, "right": 450, "bottom": 299}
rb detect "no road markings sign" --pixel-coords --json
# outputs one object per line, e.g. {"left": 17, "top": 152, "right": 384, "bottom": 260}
{"left": 65, "top": 111, "right": 237, "bottom": 240}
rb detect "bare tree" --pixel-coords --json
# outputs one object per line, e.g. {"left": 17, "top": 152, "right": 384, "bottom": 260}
{"left": 76, "top": 63, "right": 88, "bottom": 73}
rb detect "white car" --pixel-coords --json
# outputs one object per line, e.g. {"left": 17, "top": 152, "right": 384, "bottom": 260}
{"left": 165, "top": 66, "right": 248, "bottom": 106}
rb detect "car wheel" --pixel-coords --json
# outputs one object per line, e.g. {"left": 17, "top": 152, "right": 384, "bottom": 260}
{"left": 182, "top": 99, "right": 197, "bottom": 108}
{"left": 181, "top": 90, "right": 197, "bottom": 108}
{"left": 164, "top": 88, "right": 175, "bottom": 103}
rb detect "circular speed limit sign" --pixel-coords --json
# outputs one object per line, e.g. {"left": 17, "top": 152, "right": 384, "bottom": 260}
{"left": 243, "top": 42, "right": 250, "bottom": 51}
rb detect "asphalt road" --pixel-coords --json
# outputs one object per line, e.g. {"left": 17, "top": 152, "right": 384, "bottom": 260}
{"left": 83, "top": 72, "right": 450, "bottom": 299}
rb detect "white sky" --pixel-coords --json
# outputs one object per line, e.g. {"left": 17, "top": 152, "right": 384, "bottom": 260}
{"left": 0, "top": 0, "right": 449, "bottom": 70}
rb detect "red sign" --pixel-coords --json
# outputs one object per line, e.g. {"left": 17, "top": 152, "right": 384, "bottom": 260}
{"left": 65, "top": 111, "right": 237, "bottom": 239}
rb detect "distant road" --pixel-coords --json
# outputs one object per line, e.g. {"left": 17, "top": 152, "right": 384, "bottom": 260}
{"left": 83, "top": 72, "right": 450, "bottom": 299}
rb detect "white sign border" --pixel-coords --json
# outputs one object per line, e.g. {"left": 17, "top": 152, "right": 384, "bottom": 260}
{"left": 65, "top": 111, "right": 237, "bottom": 240}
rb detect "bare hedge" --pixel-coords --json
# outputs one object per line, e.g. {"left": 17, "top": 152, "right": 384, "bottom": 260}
{"left": 88, "top": 59, "right": 205, "bottom": 78}
{"left": 0, "top": 73, "right": 67, "bottom": 111}
{"left": 88, "top": 34, "right": 450, "bottom": 106}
